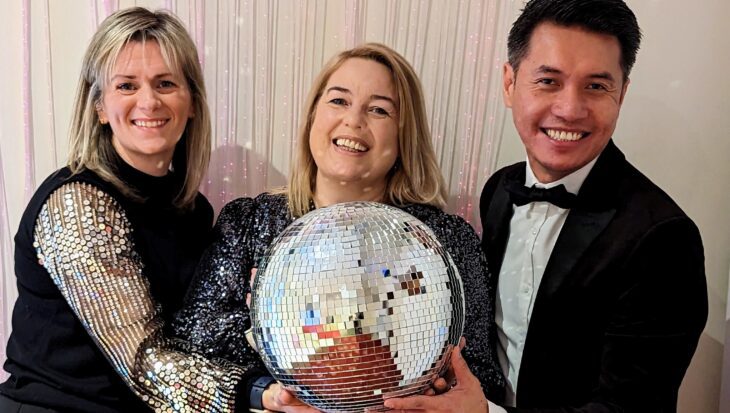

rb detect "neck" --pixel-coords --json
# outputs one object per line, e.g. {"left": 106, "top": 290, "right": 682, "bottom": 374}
{"left": 116, "top": 153, "right": 171, "bottom": 177}
{"left": 313, "top": 174, "right": 387, "bottom": 208}
{"left": 112, "top": 140, "right": 172, "bottom": 177}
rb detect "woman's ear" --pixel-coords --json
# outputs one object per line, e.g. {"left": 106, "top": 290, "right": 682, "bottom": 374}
{"left": 96, "top": 102, "right": 108, "bottom": 124}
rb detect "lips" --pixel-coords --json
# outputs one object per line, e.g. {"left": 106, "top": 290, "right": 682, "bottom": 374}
{"left": 542, "top": 128, "right": 588, "bottom": 142}
{"left": 333, "top": 137, "right": 369, "bottom": 153}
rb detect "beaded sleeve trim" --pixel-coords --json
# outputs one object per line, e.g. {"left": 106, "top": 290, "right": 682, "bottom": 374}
{"left": 34, "top": 181, "right": 243, "bottom": 412}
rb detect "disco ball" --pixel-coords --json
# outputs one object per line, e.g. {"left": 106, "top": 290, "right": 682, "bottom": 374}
{"left": 250, "top": 201, "right": 464, "bottom": 412}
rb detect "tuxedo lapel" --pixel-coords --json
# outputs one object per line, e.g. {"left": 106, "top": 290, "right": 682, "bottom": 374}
{"left": 537, "top": 140, "right": 624, "bottom": 296}
{"left": 539, "top": 209, "right": 615, "bottom": 295}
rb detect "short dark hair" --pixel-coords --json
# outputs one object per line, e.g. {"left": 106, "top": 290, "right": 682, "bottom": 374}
{"left": 508, "top": 0, "right": 641, "bottom": 80}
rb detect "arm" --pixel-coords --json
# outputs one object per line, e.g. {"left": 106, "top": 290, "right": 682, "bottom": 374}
{"left": 171, "top": 197, "right": 320, "bottom": 413}
{"left": 172, "top": 197, "right": 262, "bottom": 367}
{"left": 385, "top": 343, "right": 490, "bottom": 413}
{"left": 36, "top": 182, "right": 244, "bottom": 412}
{"left": 430, "top": 215, "right": 506, "bottom": 402}
{"left": 171, "top": 197, "right": 272, "bottom": 406}
{"left": 386, "top": 217, "right": 706, "bottom": 413}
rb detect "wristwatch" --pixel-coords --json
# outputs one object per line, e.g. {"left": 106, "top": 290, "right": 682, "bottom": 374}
{"left": 250, "top": 376, "right": 277, "bottom": 410}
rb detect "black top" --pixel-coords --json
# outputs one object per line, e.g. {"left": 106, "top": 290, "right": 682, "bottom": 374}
{"left": 0, "top": 158, "right": 213, "bottom": 412}
{"left": 172, "top": 193, "right": 505, "bottom": 405}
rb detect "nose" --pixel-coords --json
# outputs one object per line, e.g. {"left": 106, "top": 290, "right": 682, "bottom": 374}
{"left": 137, "top": 85, "right": 161, "bottom": 112}
{"left": 551, "top": 87, "right": 588, "bottom": 121}
{"left": 343, "top": 106, "right": 364, "bottom": 129}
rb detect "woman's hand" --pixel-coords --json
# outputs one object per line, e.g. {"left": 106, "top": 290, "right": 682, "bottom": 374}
{"left": 246, "top": 268, "right": 257, "bottom": 309}
{"left": 262, "top": 383, "right": 321, "bottom": 413}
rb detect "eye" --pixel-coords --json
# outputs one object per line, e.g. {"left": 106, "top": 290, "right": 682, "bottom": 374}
{"left": 328, "top": 98, "right": 347, "bottom": 106}
{"left": 159, "top": 80, "right": 177, "bottom": 88}
{"left": 116, "top": 82, "right": 136, "bottom": 92}
{"left": 369, "top": 106, "right": 391, "bottom": 117}
{"left": 536, "top": 78, "right": 557, "bottom": 86}
{"left": 587, "top": 83, "right": 608, "bottom": 91}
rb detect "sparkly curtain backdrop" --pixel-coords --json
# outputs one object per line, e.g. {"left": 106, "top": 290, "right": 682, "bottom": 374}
{"left": 0, "top": 0, "right": 514, "bottom": 380}
{"left": 0, "top": 149, "right": 12, "bottom": 381}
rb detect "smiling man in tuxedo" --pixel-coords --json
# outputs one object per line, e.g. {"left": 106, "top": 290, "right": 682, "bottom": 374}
{"left": 384, "top": 0, "right": 707, "bottom": 412}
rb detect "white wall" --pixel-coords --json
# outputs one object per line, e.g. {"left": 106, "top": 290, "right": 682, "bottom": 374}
{"left": 497, "top": 1, "right": 730, "bottom": 411}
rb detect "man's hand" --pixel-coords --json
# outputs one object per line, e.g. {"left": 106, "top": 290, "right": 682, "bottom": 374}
{"left": 262, "top": 383, "right": 321, "bottom": 413}
{"left": 383, "top": 341, "right": 489, "bottom": 413}
{"left": 423, "top": 337, "right": 464, "bottom": 396}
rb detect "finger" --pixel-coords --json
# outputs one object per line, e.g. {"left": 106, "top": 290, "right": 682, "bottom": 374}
{"left": 443, "top": 360, "right": 456, "bottom": 385}
{"left": 384, "top": 394, "right": 442, "bottom": 410}
{"left": 278, "top": 388, "right": 321, "bottom": 412}
{"left": 458, "top": 336, "right": 466, "bottom": 350}
{"left": 431, "top": 377, "right": 448, "bottom": 393}
{"left": 250, "top": 267, "right": 258, "bottom": 285}
{"left": 246, "top": 292, "right": 252, "bottom": 309}
{"left": 450, "top": 344, "right": 476, "bottom": 384}
{"left": 278, "top": 387, "right": 298, "bottom": 405}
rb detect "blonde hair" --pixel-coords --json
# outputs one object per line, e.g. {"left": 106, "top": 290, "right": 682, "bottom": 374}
{"left": 67, "top": 7, "right": 210, "bottom": 209}
{"left": 287, "top": 43, "right": 447, "bottom": 217}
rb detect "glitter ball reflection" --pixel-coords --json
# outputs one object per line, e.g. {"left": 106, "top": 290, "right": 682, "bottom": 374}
{"left": 250, "top": 202, "right": 465, "bottom": 412}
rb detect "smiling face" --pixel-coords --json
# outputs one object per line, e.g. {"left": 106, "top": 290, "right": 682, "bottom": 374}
{"left": 97, "top": 40, "right": 193, "bottom": 176}
{"left": 309, "top": 58, "right": 400, "bottom": 199}
{"left": 504, "top": 22, "right": 629, "bottom": 183}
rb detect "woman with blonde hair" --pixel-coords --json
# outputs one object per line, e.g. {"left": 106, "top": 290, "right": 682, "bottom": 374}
{"left": 0, "top": 7, "right": 264, "bottom": 413}
{"left": 174, "top": 42, "right": 505, "bottom": 412}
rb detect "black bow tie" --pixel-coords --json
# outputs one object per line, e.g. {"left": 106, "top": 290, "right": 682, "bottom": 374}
{"left": 504, "top": 178, "right": 577, "bottom": 209}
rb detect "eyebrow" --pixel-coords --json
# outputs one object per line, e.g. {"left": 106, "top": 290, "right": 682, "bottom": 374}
{"left": 535, "top": 65, "right": 616, "bottom": 83}
{"left": 109, "top": 73, "right": 174, "bottom": 81}
{"left": 326, "top": 86, "right": 397, "bottom": 106}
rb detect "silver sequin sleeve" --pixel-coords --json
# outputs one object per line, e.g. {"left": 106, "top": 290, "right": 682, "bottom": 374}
{"left": 34, "top": 182, "right": 244, "bottom": 412}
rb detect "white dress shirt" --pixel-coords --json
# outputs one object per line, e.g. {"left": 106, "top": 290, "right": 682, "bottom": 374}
{"left": 488, "top": 158, "right": 597, "bottom": 412}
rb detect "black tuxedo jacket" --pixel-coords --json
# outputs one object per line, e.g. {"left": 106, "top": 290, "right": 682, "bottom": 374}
{"left": 479, "top": 141, "right": 707, "bottom": 412}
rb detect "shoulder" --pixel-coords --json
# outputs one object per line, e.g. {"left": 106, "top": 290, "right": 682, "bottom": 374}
{"left": 216, "top": 192, "right": 288, "bottom": 230}
{"left": 480, "top": 162, "right": 523, "bottom": 205}
{"left": 585, "top": 143, "right": 691, "bottom": 226}
{"left": 400, "top": 204, "right": 479, "bottom": 244}
{"left": 484, "top": 162, "right": 522, "bottom": 186}
{"left": 252, "top": 192, "right": 288, "bottom": 215}
{"left": 609, "top": 159, "right": 695, "bottom": 234}
{"left": 32, "top": 180, "right": 132, "bottom": 257}
{"left": 45, "top": 179, "right": 124, "bottom": 215}
{"left": 19, "top": 168, "right": 120, "bottom": 235}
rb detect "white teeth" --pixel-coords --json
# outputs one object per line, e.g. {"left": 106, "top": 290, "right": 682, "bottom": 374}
{"left": 335, "top": 138, "right": 368, "bottom": 152}
{"left": 546, "top": 129, "right": 583, "bottom": 141}
{"left": 134, "top": 119, "right": 166, "bottom": 128}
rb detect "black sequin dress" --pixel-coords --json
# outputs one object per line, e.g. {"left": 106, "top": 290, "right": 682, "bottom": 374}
{"left": 173, "top": 193, "right": 506, "bottom": 403}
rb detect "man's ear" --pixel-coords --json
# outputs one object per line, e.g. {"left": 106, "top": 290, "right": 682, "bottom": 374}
{"left": 618, "top": 77, "right": 630, "bottom": 105}
{"left": 503, "top": 62, "right": 516, "bottom": 108}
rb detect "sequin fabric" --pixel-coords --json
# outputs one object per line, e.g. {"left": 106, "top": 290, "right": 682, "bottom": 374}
{"left": 35, "top": 182, "right": 243, "bottom": 412}
{"left": 173, "top": 193, "right": 505, "bottom": 401}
